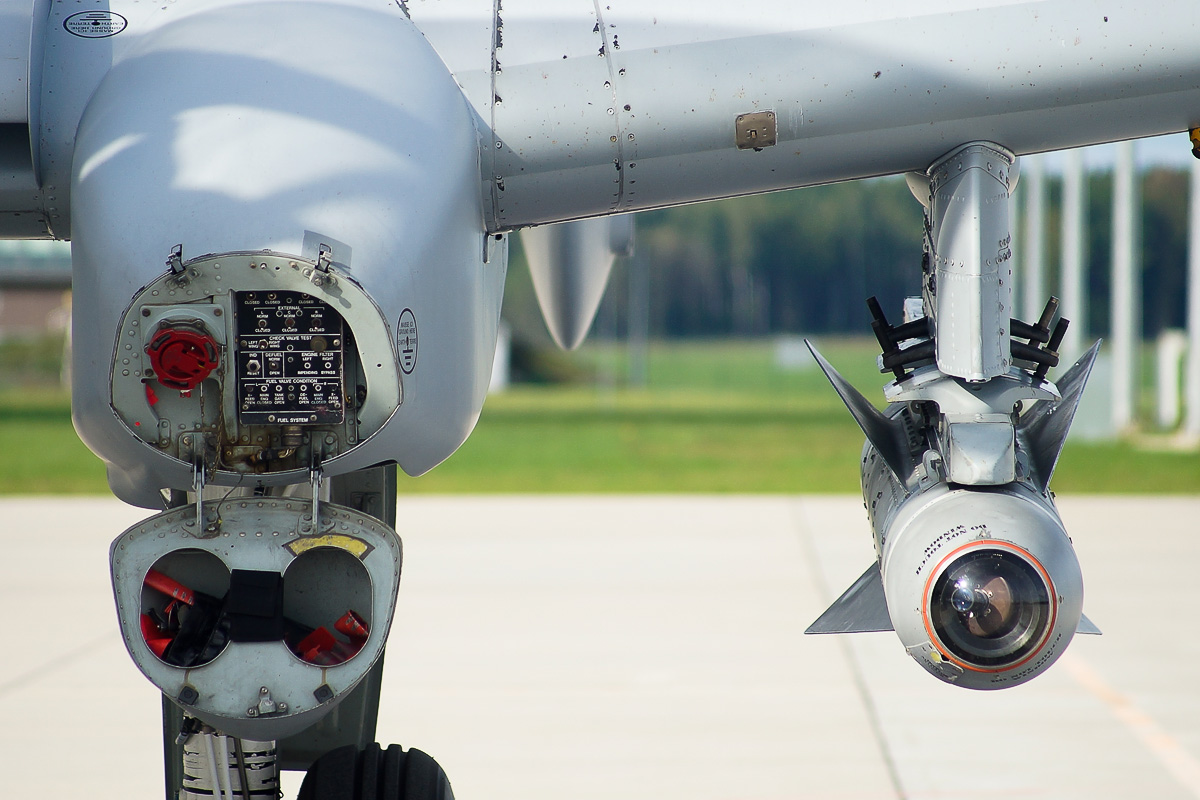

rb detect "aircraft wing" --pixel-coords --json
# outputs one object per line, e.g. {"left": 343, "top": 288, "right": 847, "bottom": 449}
{"left": 3, "top": 1, "right": 1200, "bottom": 240}
{"left": 408, "top": 0, "right": 1200, "bottom": 231}
{"left": 0, "top": 0, "right": 49, "bottom": 239}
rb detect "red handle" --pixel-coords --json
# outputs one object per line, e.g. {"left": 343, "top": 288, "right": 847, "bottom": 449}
{"left": 144, "top": 568, "right": 196, "bottom": 606}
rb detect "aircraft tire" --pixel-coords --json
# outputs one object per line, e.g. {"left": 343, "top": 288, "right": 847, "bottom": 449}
{"left": 298, "top": 742, "right": 454, "bottom": 800}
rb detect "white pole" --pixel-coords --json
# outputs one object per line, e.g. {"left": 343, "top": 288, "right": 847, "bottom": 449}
{"left": 1184, "top": 156, "right": 1200, "bottom": 438}
{"left": 1061, "top": 149, "right": 1087, "bottom": 361}
{"left": 627, "top": 247, "right": 649, "bottom": 388}
{"left": 1022, "top": 154, "right": 1045, "bottom": 322}
{"left": 1157, "top": 331, "right": 1187, "bottom": 429}
{"left": 1111, "top": 140, "right": 1140, "bottom": 431}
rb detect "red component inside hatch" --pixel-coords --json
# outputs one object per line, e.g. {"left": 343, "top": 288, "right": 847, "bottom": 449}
{"left": 294, "top": 625, "right": 365, "bottom": 666}
{"left": 145, "top": 326, "right": 219, "bottom": 391}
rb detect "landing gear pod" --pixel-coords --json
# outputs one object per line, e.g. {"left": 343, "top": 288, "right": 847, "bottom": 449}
{"left": 69, "top": 1, "right": 505, "bottom": 508}
{"left": 110, "top": 497, "right": 401, "bottom": 740}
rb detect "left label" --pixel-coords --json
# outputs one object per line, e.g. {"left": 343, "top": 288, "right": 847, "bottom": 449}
{"left": 397, "top": 309, "right": 418, "bottom": 375}
{"left": 64, "top": 11, "right": 128, "bottom": 38}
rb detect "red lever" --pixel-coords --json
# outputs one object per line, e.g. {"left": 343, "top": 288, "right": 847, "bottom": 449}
{"left": 334, "top": 610, "right": 369, "bottom": 641}
{"left": 145, "top": 325, "right": 219, "bottom": 391}
{"left": 144, "top": 568, "right": 196, "bottom": 606}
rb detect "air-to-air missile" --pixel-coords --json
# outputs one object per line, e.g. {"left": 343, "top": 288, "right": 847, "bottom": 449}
{"left": 806, "top": 143, "right": 1101, "bottom": 690}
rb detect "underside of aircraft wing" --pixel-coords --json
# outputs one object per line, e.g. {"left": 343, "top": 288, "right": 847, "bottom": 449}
{"left": 410, "top": 1, "right": 1200, "bottom": 231}
{"left": 3, "top": 1, "right": 1200, "bottom": 239}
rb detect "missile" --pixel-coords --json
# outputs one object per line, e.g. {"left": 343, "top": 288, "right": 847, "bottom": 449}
{"left": 805, "top": 336, "right": 1101, "bottom": 690}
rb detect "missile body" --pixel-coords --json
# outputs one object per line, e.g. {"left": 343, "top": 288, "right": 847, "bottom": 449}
{"left": 807, "top": 142, "right": 1100, "bottom": 690}
{"left": 808, "top": 347, "right": 1099, "bottom": 689}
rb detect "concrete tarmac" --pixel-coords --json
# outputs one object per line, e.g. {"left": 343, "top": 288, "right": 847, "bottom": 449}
{"left": 2, "top": 495, "right": 1199, "bottom": 798}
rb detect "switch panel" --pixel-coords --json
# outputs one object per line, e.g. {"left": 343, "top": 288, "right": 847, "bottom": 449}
{"left": 235, "top": 291, "right": 346, "bottom": 425}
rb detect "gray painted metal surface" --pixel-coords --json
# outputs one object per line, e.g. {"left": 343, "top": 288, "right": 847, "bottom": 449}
{"left": 447, "top": 0, "right": 1200, "bottom": 230}
{"left": 871, "top": 471, "right": 1084, "bottom": 690}
{"left": 0, "top": 1, "right": 46, "bottom": 238}
{"left": 925, "top": 142, "right": 1016, "bottom": 382}
{"left": 1020, "top": 342, "right": 1103, "bottom": 492}
{"left": 0, "top": 4, "right": 32, "bottom": 125}
{"left": 806, "top": 562, "right": 893, "bottom": 634}
{"left": 807, "top": 537, "right": 1103, "bottom": 639}
{"left": 885, "top": 366, "right": 1055, "bottom": 486}
{"left": 806, "top": 340, "right": 913, "bottom": 483}
{"left": 0, "top": 122, "right": 42, "bottom": 238}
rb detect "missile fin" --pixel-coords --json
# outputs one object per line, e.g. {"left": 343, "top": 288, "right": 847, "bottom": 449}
{"left": 806, "top": 562, "right": 894, "bottom": 634}
{"left": 1019, "top": 341, "right": 1102, "bottom": 492}
{"left": 805, "top": 340, "right": 913, "bottom": 482}
{"left": 1077, "top": 613, "right": 1102, "bottom": 635}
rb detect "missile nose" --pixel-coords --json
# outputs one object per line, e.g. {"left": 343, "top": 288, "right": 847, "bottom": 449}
{"left": 926, "top": 546, "right": 1055, "bottom": 671}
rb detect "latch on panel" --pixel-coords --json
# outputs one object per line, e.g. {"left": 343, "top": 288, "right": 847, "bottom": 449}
{"left": 167, "top": 244, "right": 184, "bottom": 274}
{"left": 247, "top": 686, "right": 287, "bottom": 718}
{"left": 735, "top": 111, "right": 777, "bottom": 151}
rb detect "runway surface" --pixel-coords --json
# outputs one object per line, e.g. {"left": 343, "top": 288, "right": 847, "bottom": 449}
{"left": 2, "top": 494, "right": 1199, "bottom": 799}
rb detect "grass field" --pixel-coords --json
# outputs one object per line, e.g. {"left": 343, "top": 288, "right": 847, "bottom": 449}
{"left": 0, "top": 337, "right": 1197, "bottom": 495}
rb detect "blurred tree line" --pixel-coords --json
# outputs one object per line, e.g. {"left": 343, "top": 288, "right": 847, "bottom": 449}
{"left": 503, "top": 168, "right": 1192, "bottom": 345}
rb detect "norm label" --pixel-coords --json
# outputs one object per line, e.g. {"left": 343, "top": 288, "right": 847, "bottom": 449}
{"left": 64, "top": 11, "right": 128, "bottom": 38}
{"left": 397, "top": 309, "right": 418, "bottom": 375}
